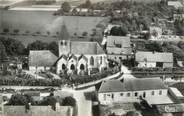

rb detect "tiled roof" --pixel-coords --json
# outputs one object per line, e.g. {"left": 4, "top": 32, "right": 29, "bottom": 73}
{"left": 106, "top": 36, "right": 132, "bottom": 54}
{"left": 70, "top": 41, "right": 105, "bottom": 55}
{"left": 107, "top": 36, "right": 131, "bottom": 48}
{"left": 136, "top": 51, "right": 173, "bottom": 63}
{"left": 98, "top": 78, "right": 167, "bottom": 93}
{"left": 29, "top": 50, "right": 58, "bottom": 67}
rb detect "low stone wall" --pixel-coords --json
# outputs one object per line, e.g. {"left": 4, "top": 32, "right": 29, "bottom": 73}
{"left": 3, "top": 105, "right": 73, "bottom": 116}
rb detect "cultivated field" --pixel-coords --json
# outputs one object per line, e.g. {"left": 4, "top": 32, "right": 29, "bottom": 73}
{"left": 0, "top": 10, "right": 107, "bottom": 36}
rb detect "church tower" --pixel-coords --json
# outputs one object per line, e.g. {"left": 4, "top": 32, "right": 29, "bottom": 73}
{"left": 58, "top": 21, "right": 71, "bottom": 56}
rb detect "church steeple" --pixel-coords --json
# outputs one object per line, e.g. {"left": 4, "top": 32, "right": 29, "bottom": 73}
{"left": 59, "top": 21, "right": 70, "bottom": 40}
{"left": 58, "top": 21, "right": 71, "bottom": 56}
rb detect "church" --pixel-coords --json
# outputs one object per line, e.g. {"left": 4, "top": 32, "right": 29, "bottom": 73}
{"left": 56, "top": 40, "right": 108, "bottom": 75}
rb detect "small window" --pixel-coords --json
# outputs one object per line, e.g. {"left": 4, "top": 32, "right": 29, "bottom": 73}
{"left": 120, "top": 93, "right": 123, "bottom": 96}
{"left": 64, "top": 41, "right": 67, "bottom": 46}
{"left": 61, "top": 41, "right": 63, "bottom": 45}
{"left": 127, "top": 93, "right": 130, "bottom": 97}
{"left": 112, "top": 94, "right": 114, "bottom": 99}
{"left": 159, "top": 90, "right": 162, "bottom": 95}
{"left": 103, "top": 94, "right": 106, "bottom": 100}
{"left": 135, "top": 92, "right": 138, "bottom": 97}
{"left": 152, "top": 91, "right": 155, "bottom": 95}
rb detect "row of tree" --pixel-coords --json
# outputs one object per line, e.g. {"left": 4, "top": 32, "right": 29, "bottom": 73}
{"left": 6, "top": 93, "right": 76, "bottom": 108}
{"left": 0, "top": 37, "right": 59, "bottom": 61}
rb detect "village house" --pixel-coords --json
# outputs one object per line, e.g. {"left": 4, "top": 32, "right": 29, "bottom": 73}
{"left": 150, "top": 34, "right": 182, "bottom": 41}
{"left": 104, "top": 36, "right": 133, "bottom": 63}
{"left": 168, "top": 1, "right": 183, "bottom": 9}
{"left": 135, "top": 51, "right": 173, "bottom": 68}
{"left": 98, "top": 78, "right": 173, "bottom": 105}
{"left": 29, "top": 50, "right": 58, "bottom": 73}
{"left": 56, "top": 40, "right": 107, "bottom": 75}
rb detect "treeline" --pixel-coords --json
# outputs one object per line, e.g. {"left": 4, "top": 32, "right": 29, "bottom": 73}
{"left": 0, "top": 37, "right": 59, "bottom": 59}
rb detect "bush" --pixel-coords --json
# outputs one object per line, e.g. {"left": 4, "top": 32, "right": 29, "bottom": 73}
{"left": 62, "top": 96, "right": 76, "bottom": 107}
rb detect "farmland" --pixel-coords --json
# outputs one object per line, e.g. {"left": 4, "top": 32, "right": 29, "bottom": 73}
{"left": 0, "top": 10, "right": 108, "bottom": 45}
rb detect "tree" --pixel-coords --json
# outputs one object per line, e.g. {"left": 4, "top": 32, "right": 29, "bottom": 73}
{"left": 145, "top": 42, "right": 163, "bottom": 52}
{"left": 61, "top": 2, "right": 71, "bottom": 13}
{"left": 27, "top": 40, "right": 48, "bottom": 51}
{"left": 110, "top": 26, "right": 128, "bottom": 36}
{"left": 82, "top": 32, "right": 88, "bottom": 36}
{"left": 3, "top": 28, "right": 9, "bottom": 33}
{"left": 6, "top": 94, "right": 33, "bottom": 105}
{"left": 79, "top": 0, "right": 92, "bottom": 9}
{"left": 48, "top": 42, "right": 59, "bottom": 56}
{"left": 0, "top": 40, "right": 7, "bottom": 63}
{"left": 14, "top": 29, "right": 19, "bottom": 34}
{"left": 0, "top": 37, "right": 26, "bottom": 56}
{"left": 62, "top": 96, "right": 76, "bottom": 107}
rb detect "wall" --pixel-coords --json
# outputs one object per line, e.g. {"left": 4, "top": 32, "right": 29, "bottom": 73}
{"left": 138, "top": 62, "right": 156, "bottom": 68}
{"left": 57, "top": 54, "right": 107, "bottom": 74}
{"left": 3, "top": 106, "right": 73, "bottom": 116}
{"left": 107, "top": 47, "right": 132, "bottom": 55}
{"left": 29, "top": 66, "right": 50, "bottom": 73}
{"left": 107, "top": 54, "right": 131, "bottom": 63}
{"left": 163, "top": 63, "right": 173, "bottom": 68}
{"left": 137, "top": 62, "right": 173, "bottom": 68}
{"left": 98, "top": 89, "right": 168, "bottom": 105}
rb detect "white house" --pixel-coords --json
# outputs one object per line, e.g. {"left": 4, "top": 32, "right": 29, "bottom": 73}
{"left": 29, "top": 50, "right": 58, "bottom": 73}
{"left": 56, "top": 40, "right": 107, "bottom": 75}
{"left": 168, "top": 1, "right": 183, "bottom": 9}
{"left": 98, "top": 78, "right": 172, "bottom": 105}
{"left": 135, "top": 51, "right": 173, "bottom": 68}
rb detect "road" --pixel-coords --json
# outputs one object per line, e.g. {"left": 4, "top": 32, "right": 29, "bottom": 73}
{"left": 62, "top": 87, "right": 95, "bottom": 116}
{"left": 118, "top": 65, "right": 136, "bottom": 80}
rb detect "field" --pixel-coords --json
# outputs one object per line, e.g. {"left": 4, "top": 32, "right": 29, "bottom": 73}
{"left": 0, "top": 10, "right": 107, "bottom": 45}
{"left": 0, "top": 10, "right": 107, "bottom": 35}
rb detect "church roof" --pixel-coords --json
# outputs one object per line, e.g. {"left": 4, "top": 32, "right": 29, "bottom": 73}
{"left": 70, "top": 41, "right": 105, "bottom": 55}
{"left": 98, "top": 78, "right": 167, "bottom": 93}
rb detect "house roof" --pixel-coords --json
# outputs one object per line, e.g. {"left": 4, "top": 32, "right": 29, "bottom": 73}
{"left": 107, "top": 36, "right": 131, "bottom": 48}
{"left": 98, "top": 78, "right": 167, "bottom": 93}
{"left": 70, "top": 41, "right": 105, "bottom": 55}
{"left": 29, "top": 50, "right": 58, "bottom": 67}
{"left": 135, "top": 51, "right": 173, "bottom": 63}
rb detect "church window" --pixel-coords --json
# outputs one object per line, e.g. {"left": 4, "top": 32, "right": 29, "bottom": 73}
{"left": 100, "top": 56, "right": 103, "bottom": 64}
{"left": 80, "top": 64, "right": 85, "bottom": 70}
{"left": 90, "top": 56, "right": 94, "bottom": 66}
